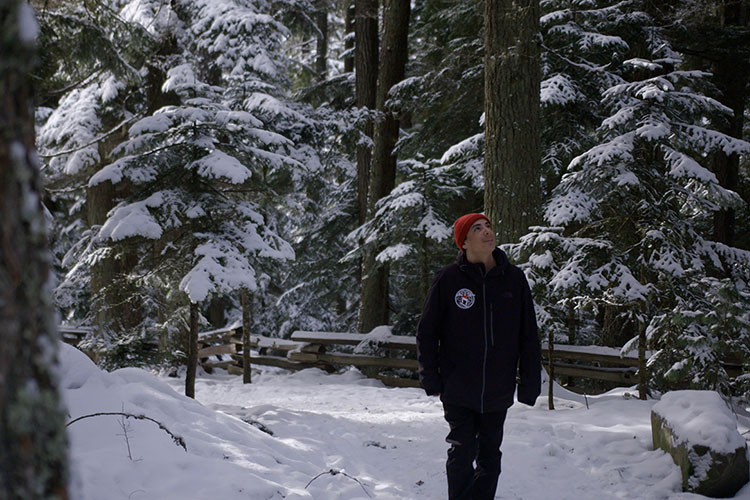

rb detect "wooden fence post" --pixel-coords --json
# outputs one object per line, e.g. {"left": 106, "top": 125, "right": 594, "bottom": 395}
{"left": 186, "top": 301, "right": 199, "bottom": 398}
{"left": 241, "top": 289, "right": 252, "bottom": 384}
{"left": 548, "top": 329, "right": 554, "bottom": 410}
{"left": 638, "top": 319, "right": 647, "bottom": 400}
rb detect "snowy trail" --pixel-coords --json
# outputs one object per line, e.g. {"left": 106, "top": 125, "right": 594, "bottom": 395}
{"left": 162, "top": 368, "right": 749, "bottom": 500}
{"left": 61, "top": 343, "right": 750, "bottom": 500}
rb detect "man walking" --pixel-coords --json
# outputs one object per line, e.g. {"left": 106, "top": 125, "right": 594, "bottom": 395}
{"left": 416, "top": 213, "right": 541, "bottom": 500}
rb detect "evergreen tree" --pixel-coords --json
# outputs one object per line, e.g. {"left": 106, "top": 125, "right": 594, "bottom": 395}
{"left": 40, "top": 0, "right": 307, "bottom": 366}
{"left": 509, "top": 17, "right": 750, "bottom": 395}
{"left": 539, "top": 0, "right": 643, "bottom": 196}
{"left": 349, "top": 158, "right": 469, "bottom": 333}
{"left": 483, "top": 0, "right": 541, "bottom": 243}
{"left": 358, "top": 0, "right": 412, "bottom": 333}
{"left": 36, "top": 0, "right": 153, "bottom": 333}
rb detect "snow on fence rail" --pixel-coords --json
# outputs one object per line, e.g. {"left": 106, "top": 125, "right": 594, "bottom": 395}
{"left": 195, "top": 327, "right": 653, "bottom": 390}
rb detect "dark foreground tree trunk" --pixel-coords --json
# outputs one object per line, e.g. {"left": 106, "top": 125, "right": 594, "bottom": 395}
{"left": 355, "top": 0, "right": 379, "bottom": 225}
{"left": 358, "top": 0, "right": 410, "bottom": 333}
{"left": 483, "top": 0, "right": 541, "bottom": 244}
{"left": 0, "top": 3, "right": 69, "bottom": 498}
{"left": 185, "top": 302, "right": 199, "bottom": 398}
{"left": 241, "top": 289, "right": 252, "bottom": 384}
{"left": 711, "top": 2, "right": 748, "bottom": 246}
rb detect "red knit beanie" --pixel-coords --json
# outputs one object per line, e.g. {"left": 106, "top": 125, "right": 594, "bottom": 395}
{"left": 453, "top": 213, "right": 491, "bottom": 250}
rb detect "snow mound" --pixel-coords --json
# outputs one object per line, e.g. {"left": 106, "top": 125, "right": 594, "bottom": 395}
{"left": 652, "top": 390, "right": 746, "bottom": 454}
{"left": 59, "top": 343, "right": 317, "bottom": 500}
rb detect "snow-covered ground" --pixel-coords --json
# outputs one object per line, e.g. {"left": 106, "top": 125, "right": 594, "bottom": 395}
{"left": 60, "top": 343, "right": 750, "bottom": 500}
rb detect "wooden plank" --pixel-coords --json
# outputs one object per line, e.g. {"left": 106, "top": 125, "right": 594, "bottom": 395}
{"left": 202, "top": 360, "right": 236, "bottom": 370}
{"left": 542, "top": 351, "right": 640, "bottom": 367}
{"left": 291, "top": 331, "right": 417, "bottom": 351}
{"left": 229, "top": 354, "right": 317, "bottom": 371}
{"left": 59, "top": 326, "right": 93, "bottom": 345}
{"left": 374, "top": 375, "right": 421, "bottom": 388}
{"left": 226, "top": 364, "right": 244, "bottom": 376}
{"left": 299, "top": 343, "right": 326, "bottom": 354}
{"left": 198, "top": 343, "right": 236, "bottom": 357}
{"left": 545, "top": 363, "right": 637, "bottom": 383}
{"left": 288, "top": 351, "right": 418, "bottom": 370}
{"left": 59, "top": 326, "right": 93, "bottom": 335}
{"left": 251, "top": 336, "right": 303, "bottom": 351}
{"left": 542, "top": 344, "right": 643, "bottom": 367}
{"left": 199, "top": 327, "right": 241, "bottom": 344}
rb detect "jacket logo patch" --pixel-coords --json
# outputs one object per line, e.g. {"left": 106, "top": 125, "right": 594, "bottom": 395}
{"left": 454, "top": 288, "right": 475, "bottom": 309}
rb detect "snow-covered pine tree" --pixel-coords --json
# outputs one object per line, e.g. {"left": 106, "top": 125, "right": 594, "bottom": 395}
{"left": 509, "top": 15, "right": 750, "bottom": 396}
{"left": 347, "top": 158, "right": 467, "bottom": 333}
{"left": 249, "top": 87, "right": 361, "bottom": 337}
{"left": 269, "top": 144, "right": 359, "bottom": 336}
{"left": 539, "top": 0, "right": 644, "bottom": 196}
{"left": 41, "top": 0, "right": 306, "bottom": 366}
{"left": 398, "top": 0, "right": 484, "bottom": 161}
{"left": 36, "top": 0, "right": 153, "bottom": 331}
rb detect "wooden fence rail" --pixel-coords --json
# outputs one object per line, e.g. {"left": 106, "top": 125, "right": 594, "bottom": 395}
{"left": 194, "top": 328, "right": 651, "bottom": 389}
{"left": 60, "top": 324, "right": 658, "bottom": 391}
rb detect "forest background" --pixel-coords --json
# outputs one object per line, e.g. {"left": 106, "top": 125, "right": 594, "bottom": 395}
{"left": 24, "top": 0, "right": 750, "bottom": 400}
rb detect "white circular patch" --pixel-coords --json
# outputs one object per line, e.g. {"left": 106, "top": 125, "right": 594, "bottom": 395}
{"left": 454, "top": 288, "right": 475, "bottom": 309}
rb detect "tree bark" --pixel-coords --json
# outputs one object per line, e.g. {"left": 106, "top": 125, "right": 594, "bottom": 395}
{"left": 87, "top": 179, "right": 117, "bottom": 332}
{"left": 88, "top": 121, "right": 139, "bottom": 337}
{"left": 358, "top": 0, "right": 410, "bottom": 333}
{"left": 241, "top": 289, "right": 252, "bottom": 384}
{"left": 711, "top": 2, "right": 748, "bottom": 246}
{"left": 0, "top": 3, "right": 69, "bottom": 497}
{"left": 483, "top": 0, "right": 541, "bottom": 244}
{"left": 344, "top": 2, "right": 355, "bottom": 73}
{"left": 185, "top": 301, "right": 199, "bottom": 398}
{"left": 355, "top": 0, "right": 379, "bottom": 225}
{"left": 315, "top": 5, "right": 329, "bottom": 80}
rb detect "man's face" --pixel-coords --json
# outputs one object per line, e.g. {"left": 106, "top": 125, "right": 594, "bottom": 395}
{"left": 462, "top": 219, "right": 496, "bottom": 254}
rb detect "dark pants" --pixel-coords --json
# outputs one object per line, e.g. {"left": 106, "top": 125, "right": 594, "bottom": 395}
{"left": 443, "top": 403, "right": 508, "bottom": 500}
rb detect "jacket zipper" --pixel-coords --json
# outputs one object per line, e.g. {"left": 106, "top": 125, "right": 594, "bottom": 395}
{"left": 480, "top": 280, "right": 488, "bottom": 413}
{"left": 490, "top": 302, "right": 494, "bottom": 347}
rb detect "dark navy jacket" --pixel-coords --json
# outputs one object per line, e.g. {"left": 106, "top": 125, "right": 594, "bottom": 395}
{"left": 416, "top": 248, "right": 541, "bottom": 412}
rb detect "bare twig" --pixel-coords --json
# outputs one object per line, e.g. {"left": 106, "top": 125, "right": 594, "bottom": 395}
{"left": 305, "top": 469, "right": 372, "bottom": 498}
{"left": 66, "top": 411, "right": 187, "bottom": 451}
{"left": 116, "top": 409, "right": 134, "bottom": 460}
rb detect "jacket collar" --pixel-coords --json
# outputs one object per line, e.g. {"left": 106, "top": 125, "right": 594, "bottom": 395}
{"left": 456, "top": 247, "right": 508, "bottom": 278}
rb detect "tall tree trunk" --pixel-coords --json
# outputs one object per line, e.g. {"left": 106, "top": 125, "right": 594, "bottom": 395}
{"left": 358, "top": 0, "right": 410, "bottom": 333}
{"left": 0, "top": 3, "right": 69, "bottom": 497}
{"left": 483, "top": 0, "right": 541, "bottom": 244}
{"left": 315, "top": 4, "right": 329, "bottom": 80}
{"left": 88, "top": 123, "right": 139, "bottom": 337}
{"left": 241, "top": 289, "right": 252, "bottom": 384}
{"left": 355, "top": 0, "right": 379, "bottom": 225}
{"left": 185, "top": 301, "right": 199, "bottom": 398}
{"left": 344, "top": 2, "right": 355, "bottom": 73}
{"left": 712, "top": 2, "right": 748, "bottom": 246}
{"left": 87, "top": 179, "right": 117, "bottom": 332}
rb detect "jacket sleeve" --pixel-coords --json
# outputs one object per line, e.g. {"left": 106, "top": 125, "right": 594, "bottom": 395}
{"left": 416, "top": 270, "right": 444, "bottom": 396}
{"left": 517, "top": 271, "right": 542, "bottom": 406}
